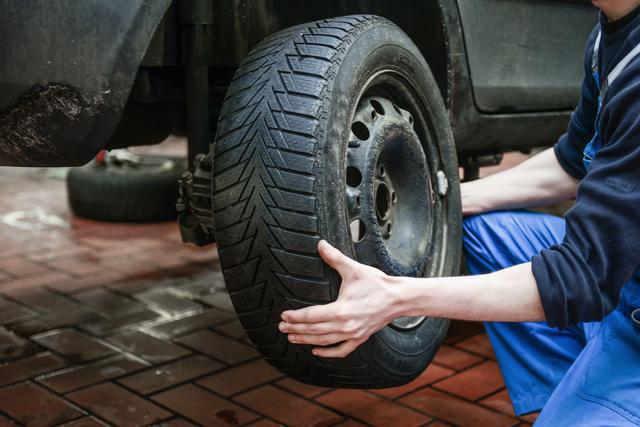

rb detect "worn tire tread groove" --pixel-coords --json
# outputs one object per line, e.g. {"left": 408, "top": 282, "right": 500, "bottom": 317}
{"left": 213, "top": 16, "right": 389, "bottom": 387}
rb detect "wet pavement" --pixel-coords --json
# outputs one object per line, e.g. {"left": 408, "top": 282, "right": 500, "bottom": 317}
{"left": 0, "top": 161, "right": 538, "bottom": 426}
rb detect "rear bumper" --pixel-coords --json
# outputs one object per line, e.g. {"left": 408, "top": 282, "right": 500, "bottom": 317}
{"left": 0, "top": 0, "right": 171, "bottom": 166}
{"left": 0, "top": 83, "right": 118, "bottom": 166}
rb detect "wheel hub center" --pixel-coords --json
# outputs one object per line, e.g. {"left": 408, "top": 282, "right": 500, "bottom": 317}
{"left": 374, "top": 168, "right": 397, "bottom": 239}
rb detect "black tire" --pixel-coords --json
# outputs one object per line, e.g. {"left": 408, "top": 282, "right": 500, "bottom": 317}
{"left": 67, "top": 156, "right": 185, "bottom": 223}
{"left": 212, "top": 15, "right": 461, "bottom": 388}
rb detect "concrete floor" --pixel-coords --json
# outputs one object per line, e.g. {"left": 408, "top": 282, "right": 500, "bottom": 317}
{"left": 0, "top": 152, "right": 539, "bottom": 426}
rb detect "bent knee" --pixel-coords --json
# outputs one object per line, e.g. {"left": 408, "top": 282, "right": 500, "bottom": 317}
{"left": 463, "top": 210, "right": 565, "bottom": 272}
{"left": 462, "top": 212, "right": 512, "bottom": 273}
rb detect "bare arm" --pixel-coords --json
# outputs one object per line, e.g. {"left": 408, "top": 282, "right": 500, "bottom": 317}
{"left": 398, "top": 263, "right": 543, "bottom": 322}
{"left": 462, "top": 147, "right": 579, "bottom": 215}
{"left": 280, "top": 241, "right": 543, "bottom": 358}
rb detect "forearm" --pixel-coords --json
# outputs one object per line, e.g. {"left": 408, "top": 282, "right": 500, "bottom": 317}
{"left": 462, "top": 148, "right": 579, "bottom": 215}
{"left": 281, "top": 242, "right": 547, "bottom": 357}
{"left": 393, "top": 263, "right": 545, "bottom": 323}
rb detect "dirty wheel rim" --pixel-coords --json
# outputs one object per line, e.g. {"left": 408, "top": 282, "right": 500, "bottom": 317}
{"left": 345, "top": 71, "right": 447, "bottom": 330}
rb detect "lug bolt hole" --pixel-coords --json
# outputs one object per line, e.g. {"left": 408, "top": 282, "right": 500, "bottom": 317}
{"left": 346, "top": 166, "right": 362, "bottom": 188}
{"left": 370, "top": 99, "right": 386, "bottom": 115}
{"left": 379, "top": 165, "right": 385, "bottom": 177}
{"left": 351, "top": 121, "right": 370, "bottom": 141}
{"left": 375, "top": 182, "right": 391, "bottom": 221}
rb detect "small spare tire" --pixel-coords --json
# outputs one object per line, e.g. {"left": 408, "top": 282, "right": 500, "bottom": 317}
{"left": 67, "top": 155, "right": 186, "bottom": 223}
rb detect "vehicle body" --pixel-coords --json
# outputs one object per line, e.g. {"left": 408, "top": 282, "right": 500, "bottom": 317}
{"left": 0, "top": 0, "right": 598, "bottom": 387}
{"left": 0, "top": 0, "right": 596, "bottom": 167}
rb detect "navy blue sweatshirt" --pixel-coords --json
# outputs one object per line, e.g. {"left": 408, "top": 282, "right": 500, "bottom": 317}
{"left": 531, "top": 8, "right": 640, "bottom": 329}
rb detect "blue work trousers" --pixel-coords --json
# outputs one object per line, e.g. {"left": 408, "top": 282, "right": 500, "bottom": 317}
{"left": 463, "top": 210, "right": 640, "bottom": 426}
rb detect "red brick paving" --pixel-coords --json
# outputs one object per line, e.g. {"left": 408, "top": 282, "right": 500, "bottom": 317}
{"left": 61, "top": 418, "right": 105, "bottom": 427}
{"left": 68, "top": 383, "right": 172, "bottom": 425}
{"left": 235, "top": 385, "right": 343, "bottom": 426}
{"left": 317, "top": 389, "right": 428, "bottom": 426}
{"left": 0, "top": 328, "right": 38, "bottom": 362}
{"left": 370, "top": 364, "right": 455, "bottom": 399}
{"left": 32, "top": 329, "right": 115, "bottom": 363}
{"left": 480, "top": 389, "right": 517, "bottom": 416}
{"left": 107, "top": 330, "right": 191, "bottom": 364}
{"left": 175, "top": 330, "right": 259, "bottom": 365}
{"left": 454, "top": 334, "right": 496, "bottom": 359}
{"left": 119, "top": 355, "right": 224, "bottom": 395}
{"left": 0, "top": 352, "right": 66, "bottom": 387}
{"left": 433, "top": 345, "right": 484, "bottom": 371}
{"left": 38, "top": 355, "right": 148, "bottom": 393}
{"left": 433, "top": 361, "right": 504, "bottom": 401}
{"left": 0, "top": 162, "right": 538, "bottom": 426}
{"left": 400, "top": 388, "right": 518, "bottom": 427}
{"left": 198, "top": 359, "right": 282, "bottom": 396}
{"left": 153, "top": 384, "right": 260, "bottom": 425}
{"left": 276, "top": 377, "right": 330, "bottom": 399}
{"left": 0, "top": 382, "right": 82, "bottom": 426}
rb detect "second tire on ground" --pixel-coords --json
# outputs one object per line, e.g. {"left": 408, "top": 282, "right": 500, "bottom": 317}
{"left": 67, "top": 154, "right": 185, "bottom": 223}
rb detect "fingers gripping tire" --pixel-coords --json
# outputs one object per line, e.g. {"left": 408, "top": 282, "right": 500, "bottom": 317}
{"left": 213, "top": 15, "right": 461, "bottom": 388}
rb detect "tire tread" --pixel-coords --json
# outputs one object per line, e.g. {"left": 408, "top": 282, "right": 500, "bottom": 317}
{"left": 213, "top": 15, "right": 445, "bottom": 387}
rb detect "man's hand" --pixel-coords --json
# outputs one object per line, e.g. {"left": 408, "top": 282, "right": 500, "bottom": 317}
{"left": 279, "top": 240, "right": 401, "bottom": 358}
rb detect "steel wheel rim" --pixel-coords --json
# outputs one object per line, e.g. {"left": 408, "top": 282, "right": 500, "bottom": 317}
{"left": 344, "top": 70, "right": 448, "bottom": 330}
